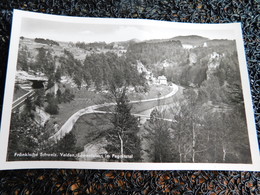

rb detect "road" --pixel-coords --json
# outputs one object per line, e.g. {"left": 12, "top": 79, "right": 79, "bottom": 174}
{"left": 48, "top": 84, "right": 179, "bottom": 142}
{"left": 12, "top": 90, "right": 35, "bottom": 110}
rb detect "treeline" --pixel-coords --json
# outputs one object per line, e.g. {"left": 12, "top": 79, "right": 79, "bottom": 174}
{"left": 17, "top": 38, "right": 241, "bottom": 107}
{"left": 75, "top": 40, "right": 134, "bottom": 51}
{"left": 75, "top": 41, "right": 112, "bottom": 50}
{"left": 171, "top": 35, "right": 208, "bottom": 47}
{"left": 198, "top": 52, "right": 243, "bottom": 105}
{"left": 7, "top": 111, "right": 79, "bottom": 161}
{"left": 18, "top": 46, "right": 62, "bottom": 89}
{"left": 83, "top": 52, "right": 146, "bottom": 90}
{"left": 138, "top": 39, "right": 250, "bottom": 163}
{"left": 159, "top": 40, "right": 243, "bottom": 104}
{"left": 126, "top": 38, "right": 238, "bottom": 97}
{"left": 34, "top": 38, "right": 59, "bottom": 46}
{"left": 126, "top": 40, "right": 184, "bottom": 68}
{"left": 58, "top": 49, "right": 147, "bottom": 90}
{"left": 17, "top": 46, "right": 76, "bottom": 116}
{"left": 18, "top": 44, "right": 147, "bottom": 91}
{"left": 143, "top": 88, "right": 251, "bottom": 164}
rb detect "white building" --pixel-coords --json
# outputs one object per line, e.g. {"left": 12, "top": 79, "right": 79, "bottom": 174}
{"left": 158, "top": 75, "right": 167, "bottom": 85}
{"left": 182, "top": 44, "right": 194, "bottom": 49}
{"left": 211, "top": 52, "right": 220, "bottom": 59}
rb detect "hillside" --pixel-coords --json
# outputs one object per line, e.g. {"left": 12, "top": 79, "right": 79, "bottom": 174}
{"left": 17, "top": 37, "right": 147, "bottom": 91}
{"left": 17, "top": 36, "right": 240, "bottom": 101}
{"left": 171, "top": 35, "right": 209, "bottom": 47}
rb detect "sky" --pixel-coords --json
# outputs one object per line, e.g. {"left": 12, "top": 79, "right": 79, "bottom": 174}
{"left": 20, "top": 17, "right": 236, "bottom": 43}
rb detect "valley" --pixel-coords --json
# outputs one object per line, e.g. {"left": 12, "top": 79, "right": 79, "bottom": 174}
{"left": 7, "top": 35, "right": 251, "bottom": 164}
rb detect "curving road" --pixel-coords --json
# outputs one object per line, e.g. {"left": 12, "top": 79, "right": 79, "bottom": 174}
{"left": 48, "top": 84, "right": 179, "bottom": 142}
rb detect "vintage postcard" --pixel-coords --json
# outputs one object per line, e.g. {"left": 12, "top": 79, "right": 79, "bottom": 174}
{"left": 0, "top": 10, "right": 259, "bottom": 171}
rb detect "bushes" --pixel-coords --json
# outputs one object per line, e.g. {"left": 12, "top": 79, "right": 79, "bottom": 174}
{"left": 34, "top": 38, "right": 59, "bottom": 46}
{"left": 56, "top": 88, "right": 75, "bottom": 103}
{"left": 45, "top": 93, "right": 59, "bottom": 115}
{"left": 45, "top": 88, "right": 75, "bottom": 115}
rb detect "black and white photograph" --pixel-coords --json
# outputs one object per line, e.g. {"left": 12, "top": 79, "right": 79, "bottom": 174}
{"left": 0, "top": 10, "right": 259, "bottom": 171}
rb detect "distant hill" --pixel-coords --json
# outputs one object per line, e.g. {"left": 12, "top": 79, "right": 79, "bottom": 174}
{"left": 137, "top": 35, "right": 208, "bottom": 48}
{"left": 111, "top": 39, "right": 140, "bottom": 49}
{"left": 115, "top": 38, "right": 140, "bottom": 44}
{"left": 34, "top": 38, "right": 60, "bottom": 46}
{"left": 126, "top": 37, "right": 184, "bottom": 67}
{"left": 205, "top": 39, "right": 235, "bottom": 47}
{"left": 144, "top": 38, "right": 181, "bottom": 45}
{"left": 171, "top": 35, "right": 209, "bottom": 47}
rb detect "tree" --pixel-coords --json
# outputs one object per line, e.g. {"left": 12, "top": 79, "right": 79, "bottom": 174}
{"left": 54, "top": 67, "right": 62, "bottom": 83}
{"left": 51, "top": 132, "right": 79, "bottom": 160}
{"left": 7, "top": 112, "right": 44, "bottom": 161}
{"left": 173, "top": 89, "right": 207, "bottom": 163}
{"left": 73, "top": 74, "right": 82, "bottom": 90}
{"left": 83, "top": 52, "right": 148, "bottom": 92}
{"left": 143, "top": 108, "right": 176, "bottom": 162}
{"left": 35, "top": 47, "right": 47, "bottom": 73}
{"left": 203, "top": 105, "right": 251, "bottom": 164}
{"left": 56, "top": 89, "right": 62, "bottom": 103}
{"left": 62, "top": 88, "right": 75, "bottom": 103}
{"left": 34, "top": 89, "right": 45, "bottom": 107}
{"left": 44, "top": 50, "right": 55, "bottom": 76}
{"left": 46, "top": 76, "right": 55, "bottom": 89}
{"left": 35, "top": 48, "right": 58, "bottom": 90}
{"left": 45, "top": 101, "right": 59, "bottom": 115}
{"left": 17, "top": 46, "right": 29, "bottom": 71}
{"left": 45, "top": 93, "right": 59, "bottom": 115}
{"left": 22, "top": 96, "right": 35, "bottom": 119}
{"left": 105, "top": 86, "right": 141, "bottom": 162}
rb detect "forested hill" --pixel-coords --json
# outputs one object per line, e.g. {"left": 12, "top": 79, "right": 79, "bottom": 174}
{"left": 126, "top": 39, "right": 185, "bottom": 68}
{"left": 171, "top": 35, "right": 209, "bottom": 46}
{"left": 17, "top": 37, "right": 147, "bottom": 91}
{"left": 126, "top": 37, "right": 242, "bottom": 105}
{"left": 17, "top": 36, "right": 240, "bottom": 102}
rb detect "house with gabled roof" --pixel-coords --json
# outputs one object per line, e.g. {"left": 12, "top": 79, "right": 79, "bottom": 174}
{"left": 158, "top": 75, "right": 167, "bottom": 85}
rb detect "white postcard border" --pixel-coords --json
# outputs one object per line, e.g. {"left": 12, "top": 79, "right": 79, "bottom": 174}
{"left": 0, "top": 10, "right": 259, "bottom": 171}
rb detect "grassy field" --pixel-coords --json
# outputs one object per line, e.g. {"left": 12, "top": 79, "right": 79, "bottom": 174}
{"left": 128, "top": 85, "right": 172, "bottom": 101}
{"left": 70, "top": 85, "right": 183, "bottom": 156}
{"left": 48, "top": 85, "right": 173, "bottom": 130}
{"left": 70, "top": 88, "right": 183, "bottom": 157}
{"left": 98, "top": 85, "right": 183, "bottom": 114}
{"left": 132, "top": 87, "right": 182, "bottom": 114}
{"left": 47, "top": 89, "right": 107, "bottom": 130}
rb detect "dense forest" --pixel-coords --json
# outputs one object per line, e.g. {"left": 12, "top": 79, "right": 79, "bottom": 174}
{"left": 18, "top": 40, "right": 146, "bottom": 91}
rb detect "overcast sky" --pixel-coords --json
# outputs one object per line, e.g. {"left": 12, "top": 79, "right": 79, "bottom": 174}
{"left": 20, "top": 17, "right": 236, "bottom": 43}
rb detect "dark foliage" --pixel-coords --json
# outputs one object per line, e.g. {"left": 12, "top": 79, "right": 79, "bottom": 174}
{"left": 50, "top": 132, "right": 80, "bottom": 160}
{"left": 106, "top": 87, "right": 141, "bottom": 162}
{"left": 143, "top": 108, "right": 176, "bottom": 162}
{"left": 7, "top": 112, "right": 43, "bottom": 161}
{"left": 45, "top": 93, "right": 59, "bottom": 115}
{"left": 127, "top": 40, "right": 183, "bottom": 67}
{"left": 83, "top": 52, "right": 146, "bottom": 90}
{"left": 34, "top": 38, "right": 59, "bottom": 46}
